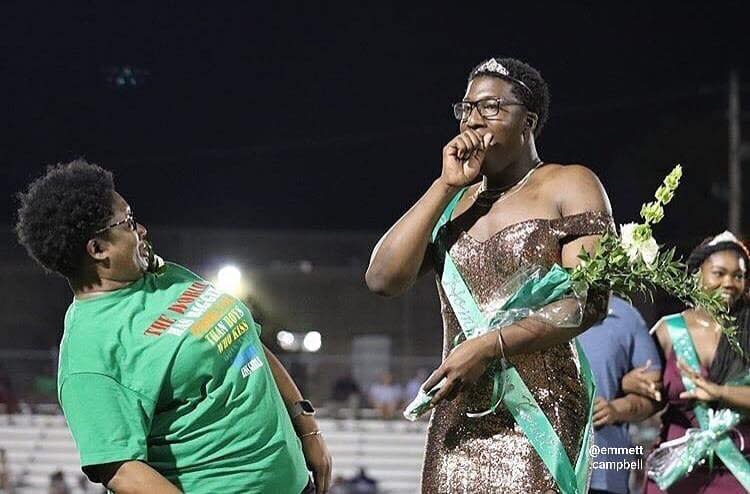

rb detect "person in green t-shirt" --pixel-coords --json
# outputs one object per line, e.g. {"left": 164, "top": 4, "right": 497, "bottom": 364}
{"left": 15, "top": 160, "right": 332, "bottom": 494}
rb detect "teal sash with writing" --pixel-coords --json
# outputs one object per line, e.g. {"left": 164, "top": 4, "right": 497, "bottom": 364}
{"left": 431, "top": 188, "right": 595, "bottom": 494}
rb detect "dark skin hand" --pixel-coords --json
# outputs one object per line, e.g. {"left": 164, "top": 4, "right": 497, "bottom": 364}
{"left": 367, "top": 76, "right": 612, "bottom": 406}
{"left": 621, "top": 359, "right": 663, "bottom": 402}
{"left": 593, "top": 396, "right": 624, "bottom": 428}
{"left": 677, "top": 359, "right": 750, "bottom": 414}
{"left": 592, "top": 394, "right": 661, "bottom": 428}
{"left": 676, "top": 359, "right": 726, "bottom": 402}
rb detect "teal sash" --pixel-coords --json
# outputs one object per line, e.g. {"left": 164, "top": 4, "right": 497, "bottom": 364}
{"left": 665, "top": 314, "right": 750, "bottom": 490}
{"left": 431, "top": 188, "right": 595, "bottom": 494}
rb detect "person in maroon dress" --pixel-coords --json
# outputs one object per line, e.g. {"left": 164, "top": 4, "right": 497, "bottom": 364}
{"left": 623, "top": 232, "right": 750, "bottom": 493}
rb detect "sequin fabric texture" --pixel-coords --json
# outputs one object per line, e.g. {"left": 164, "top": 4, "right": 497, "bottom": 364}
{"left": 421, "top": 211, "right": 614, "bottom": 494}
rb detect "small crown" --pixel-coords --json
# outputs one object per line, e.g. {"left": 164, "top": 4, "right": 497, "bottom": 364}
{"left": 477, "top": 58, "right": 509, "bottom": 77}
{"left": 709, "top": 231, "right": 740, "bottom": 246}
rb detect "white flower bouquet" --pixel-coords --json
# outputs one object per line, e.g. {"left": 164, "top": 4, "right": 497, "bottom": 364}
{"left": 572, "top": 165, "right": 738, "bottom": 350}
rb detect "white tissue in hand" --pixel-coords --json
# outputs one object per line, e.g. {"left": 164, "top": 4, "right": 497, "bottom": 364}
{"left": 403, "top": 378, "right": 446, "bottom": 421}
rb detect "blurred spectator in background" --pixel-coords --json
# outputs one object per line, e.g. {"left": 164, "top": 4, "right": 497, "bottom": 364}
{"left": 77, "top": 474, "right": 92, "bottom": 493}
{"left": 0, "top": 367, "right": 19, "bottom": 417}
{"left": 577, "top": 296, "right": 662, "bottom": 494}
{"left": 368, "top": 373, "right": 401, "bottom": 420}
{"left": 327, "top": 469, "right": 379, "bottom": 494}
{"left": 47, "top": 470, "right": 69, "bottom": 494}
{"left": 0, "top": 448, "right": 14, "bottom": 494}
{"left": 347, "top": 467, "right": 378, "bottom": 494}
{"left": 328, "top": 475, "right": 349, "bottom": 494}
{"left": 329, "top": 373, "right": 362, "bottom": 420}
{"left": 404, "top": 368, "right": 428, "bottom": 404}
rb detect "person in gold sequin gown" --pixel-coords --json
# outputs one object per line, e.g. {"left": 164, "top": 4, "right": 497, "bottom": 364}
{"left": 366, "top": 57, "right": 614, "bottom": 493}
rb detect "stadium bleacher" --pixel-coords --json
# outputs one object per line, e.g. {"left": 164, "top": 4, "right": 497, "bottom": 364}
{"left": 0, "top": 414, "right": 428, "bottom": 493}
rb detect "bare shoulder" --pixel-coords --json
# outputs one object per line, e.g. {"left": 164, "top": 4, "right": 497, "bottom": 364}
{"left": 652, "top": 317, "right": 672, "bottom": 356}
{"left": 538, "top": 163, "right": 611, "bottom": 215}
{"left": 540, "top": 163, "right": 604, "bottom": 188}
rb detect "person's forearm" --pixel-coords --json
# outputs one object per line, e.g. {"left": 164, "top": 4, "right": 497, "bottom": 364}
{"left": 104, "top": 461, "right": 181, "bottom": 494}
{"left": 719, "top": 384, "right": 750, "bottom": 414}
{"left": 263, "top": 345, "right": 319, "bottom": 434}
{"left": 500, "top": 289, "right": 609, "bottom": 358}
{"left": 366, "top": 178, "right": 458, "bottom": 296}
{"left": 621, "top": 375, "right": 640, "bottom": 395}
{"left": 264, "top": 345, "right": 303, "bottom": 405}
{"left": 610, "top": 394, "right": 661, "bottom": 423}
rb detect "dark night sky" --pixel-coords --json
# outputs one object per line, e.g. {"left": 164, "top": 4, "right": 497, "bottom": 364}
{"left": 2, "top": 2, "right": 749, "bottom": 245}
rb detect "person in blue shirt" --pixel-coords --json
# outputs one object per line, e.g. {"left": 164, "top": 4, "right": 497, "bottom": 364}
{"left": 577, "top": 295, "right": 662, "bottom": 494}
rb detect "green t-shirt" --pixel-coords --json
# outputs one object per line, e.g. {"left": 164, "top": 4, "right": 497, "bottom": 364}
{"left": 58, "top": 263, "right": 309, "bottom": 494}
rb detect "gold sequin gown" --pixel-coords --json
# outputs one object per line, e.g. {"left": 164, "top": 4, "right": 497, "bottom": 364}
{"left": 421, "top": 211, "right": 614, "bottom": 494}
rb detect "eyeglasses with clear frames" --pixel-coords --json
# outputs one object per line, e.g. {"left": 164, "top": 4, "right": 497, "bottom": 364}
{"left": 94, "top": 209, "right": 137, "bottom": 235}
{"left": 452, "top": 97, "right": 526, "bottom": 121}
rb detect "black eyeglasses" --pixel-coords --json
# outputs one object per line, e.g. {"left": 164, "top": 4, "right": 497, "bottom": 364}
{"left": 94, "top": 209, "right": 136, "bottom": 235}
{"left": 452, "top": 97, "right": 525, "bottom": 121}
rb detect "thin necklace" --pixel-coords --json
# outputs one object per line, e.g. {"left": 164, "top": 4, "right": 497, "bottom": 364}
{"left": 474, "top": 159, "right": 544, "bottom": 207}
{"left": 693, "top": 310, "right": 723, "bottom": 333}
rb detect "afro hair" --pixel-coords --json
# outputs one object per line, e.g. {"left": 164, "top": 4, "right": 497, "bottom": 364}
{"left": 16, "top": 159, "right": 115, "bottom": 278}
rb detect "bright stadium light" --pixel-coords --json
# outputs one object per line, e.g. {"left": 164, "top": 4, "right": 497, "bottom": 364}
{"left": 216, "top": 265, "right": 243, "bottom": 296}
{"left": 302, "top": 331, "right": 322, "bottom": 353}
{"left": 277, "top": 331, "right": 297, "bottom": 351}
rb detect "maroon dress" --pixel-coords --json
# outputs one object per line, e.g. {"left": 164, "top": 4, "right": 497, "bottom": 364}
{"left": 645, "top": 349, "right": 750, "bottom": 493}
